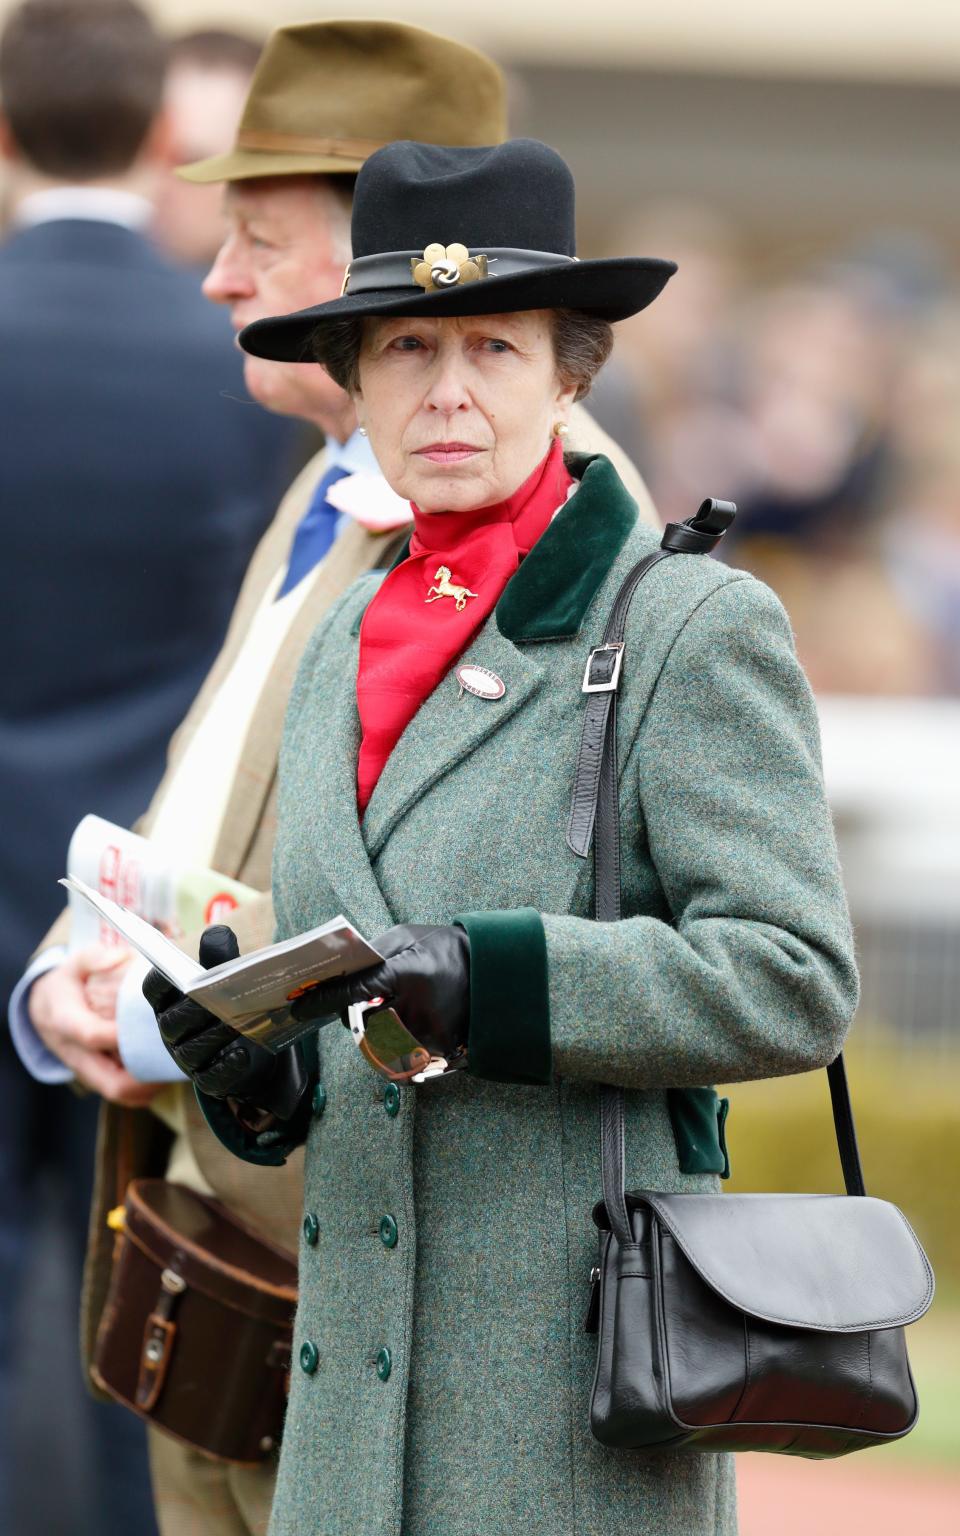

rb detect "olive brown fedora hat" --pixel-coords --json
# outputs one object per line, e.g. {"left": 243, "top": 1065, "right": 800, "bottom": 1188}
{"left": 239, "top": 139, "right": 677, "bottom": 363}
{"left": 177, "top": 20, "right": 506, "bottom": 184}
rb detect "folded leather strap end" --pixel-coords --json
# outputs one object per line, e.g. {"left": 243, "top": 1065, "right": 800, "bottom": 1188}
{"left": 135, "top": 1261, "right": 186, "bottom": 1411}
{"left": 692, "top": 497, "right": 737, "bottom": 534}
{"left": 136, "top": 1313, "right": 177, "bottom": 1412}
{"left": 661, "top": 498, "right": 737, "bottom": 555}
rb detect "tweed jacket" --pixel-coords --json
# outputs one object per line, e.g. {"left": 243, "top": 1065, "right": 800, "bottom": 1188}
{"left": 208, "top": 454, "right": 858, "bottom": 1536}
{"left": 29, "top": 409, "right": 650, "bottom": 1383}
{"left": 33, "top": 448, "right": 381, "bottom": 1365}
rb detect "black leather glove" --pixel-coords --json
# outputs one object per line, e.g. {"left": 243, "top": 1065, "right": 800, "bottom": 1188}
{"left": 143, "top": 925, "right": 310, "bottom": 1119}
{"left": 291, "top": 923, "right": 471, "bottom": 1062}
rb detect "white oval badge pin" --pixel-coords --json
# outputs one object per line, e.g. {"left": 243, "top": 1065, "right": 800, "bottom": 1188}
{"left": 456, "top": 663, "right": 506, "bottom": 701}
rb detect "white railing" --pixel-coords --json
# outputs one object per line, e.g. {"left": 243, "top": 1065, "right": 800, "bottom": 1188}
{"left": 818, "top": 697, "right": 960, "bottom": 1054}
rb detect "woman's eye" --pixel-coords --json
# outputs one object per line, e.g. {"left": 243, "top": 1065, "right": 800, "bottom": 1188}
{"left": 482, "top": 338, "right": 513, "bottom": 354}
{"left": 390, "top": 335, "right": 424, "bottom": 352}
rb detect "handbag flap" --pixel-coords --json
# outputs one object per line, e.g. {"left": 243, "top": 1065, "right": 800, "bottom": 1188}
{"left": 636, "top": 1192, "right": 934, "bottom": 1332}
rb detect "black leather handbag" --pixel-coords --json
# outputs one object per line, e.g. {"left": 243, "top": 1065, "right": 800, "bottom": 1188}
{"left": 574, "top": 502, "right": 935, "bottom": 1458}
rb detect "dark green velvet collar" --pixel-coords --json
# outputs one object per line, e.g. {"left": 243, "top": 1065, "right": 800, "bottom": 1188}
{"left": 351, "top": 453, "right": 638, "bottom": 641}
{"left": 496, "top": 453, "right": 637, "bottom": 641}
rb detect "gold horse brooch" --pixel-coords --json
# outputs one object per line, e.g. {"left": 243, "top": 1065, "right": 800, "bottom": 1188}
{"left": 425, "top": 565, "right": 478, "bottom": 613}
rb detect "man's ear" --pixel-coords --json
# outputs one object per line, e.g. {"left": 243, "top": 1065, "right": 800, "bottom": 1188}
{"left": 139, "top": 107, "right": 174, "bottom": 169}
{"left": 0, "top": 115, "right": 20, "bottom": 165}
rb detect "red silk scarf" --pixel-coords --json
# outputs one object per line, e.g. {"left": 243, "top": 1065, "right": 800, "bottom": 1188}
{"left": 355, "top": 441, "right": 573, "bottom": 815}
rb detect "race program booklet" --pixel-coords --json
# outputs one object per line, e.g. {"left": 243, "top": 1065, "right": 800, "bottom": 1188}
{"left": 65, "top": 814, "right": 258, "bottom": 951}
{"left": 59, "top": 875, "right": 384, "bottom": 1052}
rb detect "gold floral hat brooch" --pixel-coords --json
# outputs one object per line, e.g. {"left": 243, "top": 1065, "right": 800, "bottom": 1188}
{"left": 411, "top": 243, "right": 489, "bottom": 291}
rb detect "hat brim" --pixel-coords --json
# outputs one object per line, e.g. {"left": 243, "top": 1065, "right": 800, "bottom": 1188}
{"left": 177, "top": 147, "right": 366, "bottom": 184}
{"left": 239, "top": 257, "right": 677, "bottom": 363}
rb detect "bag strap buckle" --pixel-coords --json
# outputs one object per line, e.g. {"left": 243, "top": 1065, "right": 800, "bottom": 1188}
{"left": 582, "top": 642, "right": 624, "bottom": 694}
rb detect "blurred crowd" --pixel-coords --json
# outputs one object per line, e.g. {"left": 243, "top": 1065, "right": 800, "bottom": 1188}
{"left": 600, "top": 208, "right": 960, "bottom": 697}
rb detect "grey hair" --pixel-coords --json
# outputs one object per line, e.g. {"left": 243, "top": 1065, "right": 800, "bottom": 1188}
{"left": 311, "top": 309, "right": 614, "bottom": 400}
{"left": 314, "top": 175, "right": 354, "bottom": 268}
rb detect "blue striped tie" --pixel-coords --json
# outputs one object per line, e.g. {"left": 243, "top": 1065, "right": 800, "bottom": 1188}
{"left": 276, "top": 463, "right": 351, "bottom": 600}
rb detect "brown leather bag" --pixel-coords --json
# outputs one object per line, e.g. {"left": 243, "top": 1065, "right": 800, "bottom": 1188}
{"left": 91, "top": 1179, "right": 297, "bottom": 1465}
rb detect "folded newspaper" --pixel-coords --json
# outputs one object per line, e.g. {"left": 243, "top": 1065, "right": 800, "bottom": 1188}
{"left": 60, "top": 874, "right": 384, "bottom": 1053}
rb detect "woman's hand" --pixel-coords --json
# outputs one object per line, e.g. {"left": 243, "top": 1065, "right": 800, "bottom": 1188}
{"left": 290, "top": 924, "right": 471, "bottom": 1061}
{"left": 142, "top": 925, "right": 309, "bottom": 1120}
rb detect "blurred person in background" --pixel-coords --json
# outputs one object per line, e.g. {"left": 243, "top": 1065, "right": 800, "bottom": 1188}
{"left": 882, "top": 302, "right": 960, "bottom": 694}
{"left": 151, "top": 27, "right": 261, "bottom": 269}
{"left": 727, "top": 274, "right": 940, "bottom": 694}
{"left": 7, "top": 19, "right": 658, "bottom": 1535}
{"left": 0, "top": 1, "right": 296, "bottom": 1529}
{"left": 717, "top": 276, "right": 936, "bottom": 694}
{"left": 610, "top": 203, "right": 746, "bottom": 517}
{"left": 614, "top": 203, "right": 945, "bottom": 696}
{"left": 732, "top": 279, "right": 893, "bottom": 547}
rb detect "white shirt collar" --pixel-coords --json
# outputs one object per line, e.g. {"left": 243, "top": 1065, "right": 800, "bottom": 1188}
{"left": 326, "top": 426, "right": 379, "bottom": 478}
{"left": 15, "top": 187, "right": 153, "bottom": 232}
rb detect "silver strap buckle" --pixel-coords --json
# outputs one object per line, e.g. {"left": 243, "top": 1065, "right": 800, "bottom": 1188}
{"left": 582, "top": 642, "right": 624, "bottom": 694}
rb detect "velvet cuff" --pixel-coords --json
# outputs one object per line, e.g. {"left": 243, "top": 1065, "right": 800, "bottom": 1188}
{"left": 195, "top": 1035, "right": 318, "bottom": 1167}
{"left": 195, "top": 1090, "right": 294, "bottom": 1166}
{"left": 667, "top": 1087, "right": 731, "bottom": 1178}
{"left": 454, "top": 907, "right": 552, "bottom": 1084}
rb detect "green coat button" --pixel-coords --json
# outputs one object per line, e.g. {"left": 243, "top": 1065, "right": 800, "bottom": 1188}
{"left": 383, "top": 1083, "right": 401, "bottom": 1118}
{"left": 376, "top": 1347, "right": 392, "bottom": 1382}
{"left": 378, "top": 1214, "right": 398, "bottom": 1249}
{"left": 299, "top": 1341, "right": 319, "bottom": 1375}
{"left": 303, "top": 1213, "right": 319, "bottom": 1246}
{"left": 311, "top": 1083, "right": 327, "bottom": 1117}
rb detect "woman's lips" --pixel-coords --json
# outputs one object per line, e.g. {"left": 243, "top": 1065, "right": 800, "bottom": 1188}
{"left": 415, "top": 444, "right": 483, "bottom": 464}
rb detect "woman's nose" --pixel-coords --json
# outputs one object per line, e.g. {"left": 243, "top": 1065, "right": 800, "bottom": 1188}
{"left": 422, "top": 353, "right": 472, "bottom": 415}
{"left": 202, "top": 234, "right": 255, "bottom": 305}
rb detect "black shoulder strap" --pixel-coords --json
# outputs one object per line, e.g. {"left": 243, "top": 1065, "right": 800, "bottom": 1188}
{"left": 568, "top": 499, "right": 866, "bottom": 1234}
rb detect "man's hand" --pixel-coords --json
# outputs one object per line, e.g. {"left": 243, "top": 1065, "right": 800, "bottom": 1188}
{"left": 29, "top": 946, "right": 162, "bottom": 1107}
{"left": 83, "top": 952, "right": 127, "bottom": 1020}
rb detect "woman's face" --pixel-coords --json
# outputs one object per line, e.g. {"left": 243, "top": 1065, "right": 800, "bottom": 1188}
{"left": 354, "top": 311, "right": 577, "bottom": 513}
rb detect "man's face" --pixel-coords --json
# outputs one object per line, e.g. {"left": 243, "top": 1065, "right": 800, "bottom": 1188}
{"left": 203, "top": 176, "right": 351, "bottom": 428}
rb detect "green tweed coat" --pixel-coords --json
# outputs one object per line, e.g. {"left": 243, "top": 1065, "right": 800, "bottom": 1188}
{"left": 205, "top": 455, "right": 858, "bottom": 1536}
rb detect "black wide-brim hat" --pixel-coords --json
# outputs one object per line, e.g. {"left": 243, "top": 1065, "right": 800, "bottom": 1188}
{"left": 239, "top": 138, "right": 676, "bottom": 363}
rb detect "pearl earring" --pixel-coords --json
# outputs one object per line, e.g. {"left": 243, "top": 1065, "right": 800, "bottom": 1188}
{"left": 358, "top": 427, "right": 368, "bottom": 437}
{"left": 552, "top": 421, "right": 569, "bottom": 438}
